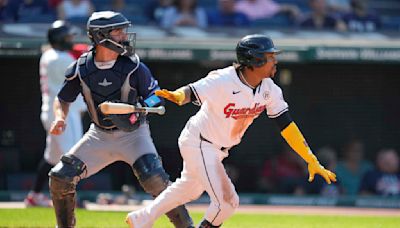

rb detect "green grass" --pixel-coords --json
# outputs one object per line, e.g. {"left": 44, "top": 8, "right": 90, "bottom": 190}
{"left": 0, "top": 208, "right": 399, "bottom": 227}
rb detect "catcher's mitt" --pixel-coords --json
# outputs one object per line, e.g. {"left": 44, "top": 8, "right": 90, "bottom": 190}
{"left": 101, "top": 100, "right": 144, "bottom": 132}
{"left": 108, "top": 113, "right": 143, "bottom": 132}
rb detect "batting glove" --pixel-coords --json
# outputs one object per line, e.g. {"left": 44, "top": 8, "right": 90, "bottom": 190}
{"left": 155, "top": 89, "right": 185, "bottom": 105}
{"left": 307, "top": 158, "right": 337, "bottom": 184}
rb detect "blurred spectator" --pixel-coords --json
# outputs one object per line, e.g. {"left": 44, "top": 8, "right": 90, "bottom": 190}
{"left": 300, "top": 0, "right": 347, "bottom": 31}
{"left": 335, "top": 139, "right": 373, "bottom": 195}
{"left": 161, "top": 0, "right": 208, "bottom": 29}
{"left": 57, "top": 0, "right": 94, "bottom": 21}
{"left": 295, "top": 146, "right": 342, "bottom": 196}
{"left": 16, "top": 0, "right": 50, "bottom": 21}
{"left": 161, "top": 0, "right": 208, "bottom": 28}
{"left": 111, "top": 0, "right": 125, "bottom": 12}
{"left": 326, "top": 0, "right": 351, "bottom": 15}
{"left": 341, "top": 0, "right": 381, "bottom": 32}
{"left": 48, "top": 0, "right": 62, "bottom": 9}
{"left": 207, "top": 0, "right": 250, "bottom": 27}
{"left": 0, "top": 0, "right": 17, "bottom": 22}
{"left": 234, "top": 0, "right": 301, "bottom": 21}
{"left": 145, "top": 0, "right": 174, "bottom": 24}
{"left": 359, "top": 148, "right": 400, "bottom": 196}
{"left": 258, "top": 145, "right": 306, "bottom": 193}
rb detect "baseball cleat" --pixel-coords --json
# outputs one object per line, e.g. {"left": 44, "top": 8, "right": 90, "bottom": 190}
{"left": 125, "top": 214, "right": 134, "bottom": 228}
{"left": 24, "top": 192, "right": 52, "bottom": 207}
{"left": 125, "top": 210, "right": 153, "bottom": 228}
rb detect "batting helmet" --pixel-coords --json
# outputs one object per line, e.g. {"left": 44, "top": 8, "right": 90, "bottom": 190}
{"left": 87, "top": 11, "right": 135, "bottom": 56}
{"left": 236, "top": 34, "right": 281, "bottom": 68}
{"left": 47, "top": 20, "right": 75, "bottom": 51}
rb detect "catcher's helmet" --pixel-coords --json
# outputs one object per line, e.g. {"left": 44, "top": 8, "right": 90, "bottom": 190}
{"left": 87, "top": 11, "right": 135, "bottom": 56}
{"left": 236, "top": 34, "right": 281, "bottom": 67}
{"left": 47, "top": 20, "right": 75, "bottom": 51}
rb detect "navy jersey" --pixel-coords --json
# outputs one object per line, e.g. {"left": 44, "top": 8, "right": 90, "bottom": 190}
{"left": 57, "top": 52, "right": 163, "bottom": 129}
{"left": 359, "top": 169, "right": 400, "bottom": 196}
{"left": 342, "top": 13, "right": 381, "bottom": 32}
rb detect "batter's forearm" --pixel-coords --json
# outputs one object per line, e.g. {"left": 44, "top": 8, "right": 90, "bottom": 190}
{"left": 280, "top": 122, "right": 318, "bottom": 164}
{"left": 53, "top": 97, "right": 70, "bottom": 120}
{"left": 179, "top": 86, "right": 192, "bottom": 105}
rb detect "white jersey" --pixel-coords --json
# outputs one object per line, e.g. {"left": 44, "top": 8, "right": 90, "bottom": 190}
{"left": 188, "top": 65, "right": 288, "bottom": 148}
{"left": 127, "top": 66, "right": 289, "bottom": 227}
{"left": 39, "top": 48, "right": 86, "bottom": 164}
{"left": 40, "top": 48, "right": 86, "bottom": 128}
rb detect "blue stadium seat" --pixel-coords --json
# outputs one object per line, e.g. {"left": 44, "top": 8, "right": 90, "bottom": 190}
{"left": 92, "top": 0, "right": 110, "bottom": 11}
{"left": 67, "top": 16, "right": 90, "bottom": 25}
{"left": 381, "top": 15, "right": 400, "bottom": 31}
{"left": 127, "top": 15, "right": 149, "bottom": 25}
{"left": 251, "top": 14, "right": 294, "bottom": 28}
{"left": 17, "top": 14, "right": 56, "bottom": 23}
{"left": 275, "top": 0, "right": 309, "bottom": 12}
{"left": 91, "top": 0, "right": 147, "bottom": 11}
{"left": 91, "top": 0, "right": 149, "bottom": 25}
{"left": 198, "top": 0, "right": 217, "bottom": 8}
{"left": 369, "top": 0, "right": 400, "bottom": 17}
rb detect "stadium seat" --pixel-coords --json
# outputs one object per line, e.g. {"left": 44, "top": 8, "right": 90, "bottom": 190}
{"left": 381, "top": 15, "right": 400, "bottom": 31}
{"left": 92, "top": 0, "right": 110, "bottom": 11}
{"left": 17, "top": 14, "right": 56, "bottom": 23}
{"left": 198, "top": 0, "right": 217, "bottom": 8}
{"left": 91, "top": 0, "right": 148, "bottom": 25}
{"left": 275, "top": 0, "right": 309, "bottom": 12}
{"left": 251, "top": 14, "right": 294, "bottom": 28}
{"left": 67, "top": 16, "right": 90, "bottom": 25}
{"left": 369, "top": 0, "right": 400, "bottom": 16}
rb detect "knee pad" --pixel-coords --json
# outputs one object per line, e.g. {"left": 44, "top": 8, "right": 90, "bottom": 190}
{"left": 49, "top": 154, "right": 87, "bottom": 197}
{"left": 132, "top": 154, "right": 169, "bottom": 197}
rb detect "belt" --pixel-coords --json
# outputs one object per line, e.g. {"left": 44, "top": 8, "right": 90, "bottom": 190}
{"left": 95, "top": 118, "right": 147, "bottom": 133}
{"left": 200, "top": 134, "right": 229, "bottom": 151}
{"left": 95, "top": 125, "right": 119, "bottom": 132}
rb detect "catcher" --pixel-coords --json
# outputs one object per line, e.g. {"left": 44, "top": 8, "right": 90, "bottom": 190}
{"left": 48, "top": 11, "right": 193, "bottom": 228}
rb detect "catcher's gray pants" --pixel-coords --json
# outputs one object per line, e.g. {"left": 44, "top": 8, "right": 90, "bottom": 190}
{"left": 68, "top": 122, "right": 157, "bottom": 179}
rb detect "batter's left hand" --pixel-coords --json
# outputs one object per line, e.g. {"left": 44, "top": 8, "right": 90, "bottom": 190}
{"left": 307, "top": 161, "right": 337, "bottom": 184}
{"left": 155, "top": 89, "right": 185, "bottom": 105}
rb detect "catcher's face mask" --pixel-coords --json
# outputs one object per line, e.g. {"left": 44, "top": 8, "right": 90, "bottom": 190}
{"left": 92, "top": 25, "right": 136, "bottom": 57}
{"left": 87, "top": 11, "right": 136, "bottom": 56}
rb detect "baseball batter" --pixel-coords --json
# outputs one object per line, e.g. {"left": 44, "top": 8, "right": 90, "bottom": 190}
{"left": 48, "top": 11, "right": 193, "bottom": 228}
{"left": 25, "top": 20, "right": 86, "bottom": 207}
{"left": 126, "top": 34, "right": 336, "bottom": 228}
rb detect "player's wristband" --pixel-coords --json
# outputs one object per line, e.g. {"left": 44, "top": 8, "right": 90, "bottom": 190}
{"left": 144, "top": 94, "right": 162, "bottom": 107}
{"left": 280, "top": 122, "right": 317, "bottom": 164}
{"left": 175, "top": 89, "right": 186, "bottom": 105}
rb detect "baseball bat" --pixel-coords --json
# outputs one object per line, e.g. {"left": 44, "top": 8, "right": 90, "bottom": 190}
{"left": 99, "top": 102, "right": 165, "bottom": 115}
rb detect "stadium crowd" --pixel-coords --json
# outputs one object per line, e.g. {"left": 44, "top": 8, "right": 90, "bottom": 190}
{"left": 256, "top": 139, "right": 400, "bottom": 196}
{"left": 0, "top": 0, "right": 399, "bottom": 32}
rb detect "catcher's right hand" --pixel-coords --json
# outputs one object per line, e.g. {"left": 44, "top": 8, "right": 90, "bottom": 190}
{"left": 155, "top": 89, "right": 185, "bottom": 105}
{"left": 50, "top": 118, "right": 66, "bottom": 135}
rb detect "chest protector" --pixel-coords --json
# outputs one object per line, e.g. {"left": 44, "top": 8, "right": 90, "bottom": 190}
{"left": 77, "top": 52, "right": 140, "bottom": 129}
